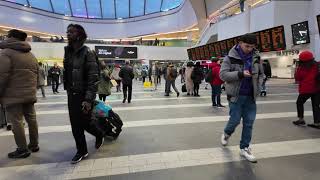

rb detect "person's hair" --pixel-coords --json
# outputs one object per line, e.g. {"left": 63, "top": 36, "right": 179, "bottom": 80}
{"left": 195, "top": 61, "right": 201, "bottom": 67}
{"left": 187, "top": 62, "right": 194, "bottom": 67}
{"left": 125, "top": 60, "right": 130, "bottom": 65}
{"left": 67, "top": 24, "right": 87, "bottom": 42}
{"left": 239, "top": 33, "right": 257, "bottom": 45}
{"left": 7, "top": 29, "right": 27, "bottom": 41}
{"left": 38, "top": 62, "right": 43, "bottom": 66}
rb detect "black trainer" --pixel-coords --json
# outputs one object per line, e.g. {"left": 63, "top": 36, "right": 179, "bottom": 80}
{"left": 71, "top": 152, "right": 88, "bottom": 164}
{"left": 293, "top": 120, "right": 306, "bottom": 126}
{"left": 8, "top": 149, "right": 31, "bottom": 159}
{"left": 177, "top": 92, "right": 180, "bottom": 97}
{"left": 217, "top": 104, "right": 226, "bottom": 108}
{"left": 28, "top": 144, "right": 40, "bottom": 153}
{"left": 212, "top": 103, "right": 217, "bottom": 107}
{"left": 307, "top": 123, "right": 320, "bottom": 129}
{"left": 95, "top": 136, "right": 105, "bottom": 149}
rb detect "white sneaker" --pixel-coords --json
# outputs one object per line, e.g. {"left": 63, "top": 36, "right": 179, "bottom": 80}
{"left": 221, "top": 133, "right": 230, "bottom": 146}
{"left": 240, "top": 147, "right": 257, "bottom": 163}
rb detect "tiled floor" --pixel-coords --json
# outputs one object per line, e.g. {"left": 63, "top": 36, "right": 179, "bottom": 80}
{"left": 0, "top": 78, "right": 319, "bottom": 180}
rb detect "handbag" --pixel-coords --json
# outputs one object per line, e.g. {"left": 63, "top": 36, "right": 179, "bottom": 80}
{"left": 182, "top": 84, "right": 187, "bottom": 92}
{"left": 111, "top": 79, "right": 118, "bottom": 87}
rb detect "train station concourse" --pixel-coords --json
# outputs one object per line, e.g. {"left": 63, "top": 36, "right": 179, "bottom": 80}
{"left": 0, "top": 0, "right": 320, "bottom": 180}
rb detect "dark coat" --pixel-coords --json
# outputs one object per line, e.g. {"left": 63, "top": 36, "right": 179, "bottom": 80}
{"left": 0, "top": 38, "right": 38, "bottom": 106}
{"left": 119, "top": 65, "right": 134, "bottom": 85}
{"left": 262, "top": 61, "right": 272, "bottom": 78}
{"left": 191, "top": 66, "right": 203, "bottom": 84}
{"left": 63, "top": 45, "right": 99, "bottom": 102}
{"left": 49, "top": 66, "right": 61, "bottom": 79}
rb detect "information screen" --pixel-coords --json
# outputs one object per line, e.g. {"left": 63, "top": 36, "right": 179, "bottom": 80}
{"left": 95, "top": 46, "right": 138, "bottom": 59}
{"left": 214, "top": 43, "right": 221, "bottom": 57}
{"left": 204, "top": 45, "right": 210, "bottom": 60}
{"left": 191, "top": 49, "right": 196, "bottom": 60}
{"left": 271, "top": 26, "right": 286, "bottom": 51}
{"left": 220, "top": 41, "right": 228, "bottom": 56}
{"left": 260, "top": 30, "right": 272, "bottom": 52}
{"left": 209, "top": 44, "right": 216, "bottom": 57}
{"left": 227, "top": 38, "right": 235, "bottom": 50}
{"left": 291, "top": 21, "right": 310, "bottom": 45}
{"left": 187, "top": 49, "right": 192, "bottom": 60}
{"left": 199, "top": 46, "right": 205, "bottom": 59}
{"left": 317, "top": 15, "right": 320, "bottom": 35}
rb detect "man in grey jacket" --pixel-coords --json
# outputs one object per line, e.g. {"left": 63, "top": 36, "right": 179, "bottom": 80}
{"left": 219, "top": 33, "right": 263, "bottom": 163}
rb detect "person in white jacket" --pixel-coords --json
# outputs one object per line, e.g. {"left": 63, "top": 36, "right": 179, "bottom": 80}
{"left": 111, "top": 64, "right": 122, "bottom": 92}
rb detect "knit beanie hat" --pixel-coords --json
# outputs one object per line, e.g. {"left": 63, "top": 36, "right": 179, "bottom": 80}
{"left": 299, "top": 51, "right": 314, "bottom": 62}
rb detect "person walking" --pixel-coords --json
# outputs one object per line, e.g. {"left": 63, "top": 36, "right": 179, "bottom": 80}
{"left": 191, "top": 62, "right": 203, "bottom": 97}
{"left": 111, "top": 64, "right": 122, "bottom": 92}
{"left": 219, "top": 33, "right": 264, "bottom": 163}
{"left": 0, "top": 29, "right": 39, "bottom": 158}
{"left": 49, "top": 62, "right": 61, "bottom": 94}
{"left": 293, "top": 51, "right": 320, "bottom": 129}
{"left": 141, "top": 68, "right": 148, "bottom": 83}
{"left": 165, "top": 64, "right": 180, "bottom": 97}
{"left": 185, "top": 62, "right": 194, "bottom": 96}
{"left": 150, "top": 62, "right": 160, "bottom": 90}
{"left": 210, "top": 59, "right": 225, "bottom": 107}
{"left": 97, "top": 61, "right": 112, "bottom": 102}
{"left": 119, "top": 60, "right": 134, "bottom": 103}
{"left": 63, "top": 24, "right": 104, "bottom": 164}
{"left": 38, "top": 62, "right": 46, "bottom": 98}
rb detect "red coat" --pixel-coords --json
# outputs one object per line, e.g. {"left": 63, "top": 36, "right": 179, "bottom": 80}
{"left": 295, "top": 61, "right": 320, "bottom": 94}
{"left": 210, "top": 62, "right": 224, "bottom": 85}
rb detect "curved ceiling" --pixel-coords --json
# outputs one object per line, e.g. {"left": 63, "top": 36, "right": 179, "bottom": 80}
{"left": 4, "top": 0, "right": 184, "bottom": 19}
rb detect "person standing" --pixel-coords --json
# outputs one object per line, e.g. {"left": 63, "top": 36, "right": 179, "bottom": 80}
{"left": 191, "top": 62, "right": 203, "bottom": 97}
{"left": 0, "top": 29, "right": 39, "bottom": 158}
{"left": 97, "top": 61, "right": 112, "bottom": 102}
{"left": 63, "top": 24, "right": 104, "bottom": 164}
{"left": 219, "top": 33, "right": 263, "bottom": 163}
{"left": 185, "top": 62, "right": 194, "bottom": 96}
{"left": 38, "top": 62, "right": 46, "bottom": 98}
{"left": 210, "top": 59, "right": 225, "bottom": 107}
{"left": 150, "top": 62, "right": 160, "bottom": 90}
{"left": 119, "top": 60, "right": 134, "bottom": 103}
{"left": 49, "top": 62, "right": 61, "bottom": 94}
{"left": 293, "top": 51, "right": 320, "bottom": 129}
{"left": 141, "top": 68, "right": 147, "bottom": 83}
{"left": 165, "top": 64, "right": 180, "bottom": 97}
{"left": 111, "top": 64, "right": 122, "bottom": 92}
{"left": 239, "top": 0, "right": 246, "bottom": 12}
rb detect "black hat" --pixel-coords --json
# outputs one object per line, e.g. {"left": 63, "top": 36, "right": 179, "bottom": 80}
{"left": 239, "top": 33, "right": 257, "bottom": 45}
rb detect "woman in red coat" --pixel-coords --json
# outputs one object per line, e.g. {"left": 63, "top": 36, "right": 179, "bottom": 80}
{"left": 210, "top": 59, "right": 225, "bottom": 107}
{"left": 293, "top": 51, "right": 320, "bottom": 129}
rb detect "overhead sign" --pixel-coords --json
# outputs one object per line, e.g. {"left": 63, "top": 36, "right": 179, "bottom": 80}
{"left": 291, "top": 21, "right": 310, "bottom": 45}
{"left": 95, "top": 46, "right": 138, "bottom": 59}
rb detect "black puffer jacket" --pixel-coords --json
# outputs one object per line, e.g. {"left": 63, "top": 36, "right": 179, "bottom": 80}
{"left": 119, "top": 65, "right": 134, "bottom": 85}
{"left": 63, "top": 45, "right": 99, "bottom": 102}
{"left": 191, "top": 66, "right": 204, "bottom": 84}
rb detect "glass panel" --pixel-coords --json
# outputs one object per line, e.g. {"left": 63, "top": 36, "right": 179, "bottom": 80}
{"left": 161, "top": 0, "right": 183, "bottom": 11}
{"left": 51, "top": 0, "right": 71, "bottom": 16}
{"left": 70, "top": 0, "right": 87, "bottom": 18}
{"left": 115, "top": 0, "right": 129, "bottom": 19}
{"left": 145, "top": 0, "right": 161, "bottom": 14}
{"left": 5, "top": 0, "right": 28, "bottom": 5}
{"left": 28, "top": 0, "right": 52, "bottom": 11}
{"left": 130, "top": 0, "right": 144, "bottom": 17}
{"left": 101, "top": 0, "right": 115, "bottom": 18}
{"left": 86, "top": 0, "right": 102, "bottom": 18}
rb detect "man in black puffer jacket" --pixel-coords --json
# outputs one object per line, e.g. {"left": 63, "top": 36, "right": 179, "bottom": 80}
{"left": 63, "top": 24, "right": 104, "bottom": 164}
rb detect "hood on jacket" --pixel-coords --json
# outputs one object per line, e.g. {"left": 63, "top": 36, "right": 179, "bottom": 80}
{"left": 0, "top": 38, "right": 31, "bottom": 53}
{"left": 228, "top": 45, "right": 241, "bottom": 60}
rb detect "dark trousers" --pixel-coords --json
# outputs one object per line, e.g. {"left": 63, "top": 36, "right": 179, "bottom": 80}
{"left": 194, "top": 83, "right": 200, "bottom": 95}
{"left": 296, "top": 93, "right": 320, "bottom": 123}
{"left": 67, "top": 93, "right": 103, "bottom": 154}
{"left": 99, "top": 94, "right": 107, "bottom": 102}
{"left": 116, "top": 80, "right": 121, "bottom": 92}
{"left": 123, "top": 84, "right": 132, "bottom": 102}
{"left": 52, "top": 78, "right": 59, "bottom": 92}
{"left": 211, "top": 84, "right": 222, "bottom": 105}
{"left": 157, "top": 75, "right": 161, "bottom": 84}
{"left": 142, "top": 77, "right": 146, "bottom": 83}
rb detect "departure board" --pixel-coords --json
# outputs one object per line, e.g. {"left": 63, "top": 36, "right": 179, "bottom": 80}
{"left": 199, "top": 46, "right": 205, "bottom": 59}
{"left": 254, "top": 32, "right": 261, "bottom": 51}
{"left": 227, "top": 38, "right": 235, "bottom": 50}
{"left": 191, "top": 49, "right": 196, "bottom": 60}
{"left": 195, "top": 48, "right": 200, "bottom": 60}
{"left": 291, "top": 21, "right": 310, "bottom": 45}
{"left": 214, "top": 43, "right": 222, "bottom": 57}
{"left": 260, "top": 30, "right": 272, "bottom": 52}
{"left": 209, "top": 44, "right": 216, "bottom": 57}
{"left": 220, "top": 41, "right": 228, "bottom": 56}
{"left": 204, "top": 45, "right": 210, "bottom": 60}
{"left": 271, "top": 26, "right": 286, "bottom": 50}
{"left": 187, "top": 49, "right": 192, "bottom": 60}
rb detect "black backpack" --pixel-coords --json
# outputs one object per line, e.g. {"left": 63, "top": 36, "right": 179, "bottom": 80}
{"left": 205, "top": 69, "right": 213, "bottom": 83}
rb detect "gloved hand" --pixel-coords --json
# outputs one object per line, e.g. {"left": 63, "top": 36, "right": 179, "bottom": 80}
{"left": 81, "top": 101, "right": 92, "bottom": 114}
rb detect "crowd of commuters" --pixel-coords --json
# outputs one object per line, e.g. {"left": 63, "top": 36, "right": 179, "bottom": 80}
{"left": 0, "top": 27, "right": 319, "bottom": 165}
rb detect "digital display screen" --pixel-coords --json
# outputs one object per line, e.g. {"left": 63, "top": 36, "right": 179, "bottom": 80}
{"left": 204, "top": 45, "right": 210, "bottom": 60}
{"left": 95, "top": 46, "right": 138, "bottom": 59}
{"left": 254, "top": 33, "right": 261, "bottom": 51}
{"left": 187, "top": 49, "right": 192, "bottom": 60}
{"left": 318, "top": 15, "right": 320, "bottom": 35}
{"left": 214, "top": 43, "right": 221, "bottom": 57}
{"left": 291, "top": 21, "right": 310, "bottom": 45}
{"left": 260, "top": 30, "right": 272, "bottom": 52}
{"left": 227, "top": 38, "right": 235, "bottom": 50}
{"left": 220, "top": 41, "right": 228, "bottom": 56}
{"left": 209, "top": 44, "right": 216, "bottom": 57}
{"left": 191, "top": 49, "right": 196, "bottom": 60}
{"left": 199, "top": 46, "right": 205, "bottom": 59}
{"left": 271, "top": 26, "right": 286, "bottom": 51}
{"left": 195, "top": 48, "right": 200, "bottom": 60}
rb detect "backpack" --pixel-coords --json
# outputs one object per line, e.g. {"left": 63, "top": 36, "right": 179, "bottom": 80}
{"left": 205, "top": 69, "right": 213, "bottom": 83}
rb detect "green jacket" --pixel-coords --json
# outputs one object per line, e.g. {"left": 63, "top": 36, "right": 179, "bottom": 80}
{"left": 97, "top": 68, "right": 112, "bottom": 96}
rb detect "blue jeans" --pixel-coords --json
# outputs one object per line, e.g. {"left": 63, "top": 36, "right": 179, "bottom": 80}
{"left": 224, "top": 96, "right": 257, "bottom": 149}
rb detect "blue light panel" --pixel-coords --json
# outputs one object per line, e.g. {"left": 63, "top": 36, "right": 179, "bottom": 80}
{"left": 51, "top": 0, "right": 72, "bottom": 16}
{"left": 101, "top": 0, "right": 115, "bottom": 18}
{"left": 28, "top": 0, "right": 52, "bottom": 11}
{"left": 145, "top": 0, "right": 161, "bottom": 14}
{"left": 70, "top": 0, "right": 87, "bottom": 18}
{"left": 86, "top": 0, "right": 102, "bottom": 18}
{"left": 161, "top": 0, "right": 183, "bottom": 11}
{"left": 130, "top": 0, "right": 144, "bottom": 17}
{"left": 116, "top": 0, "right": 129, "bottom": 19}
